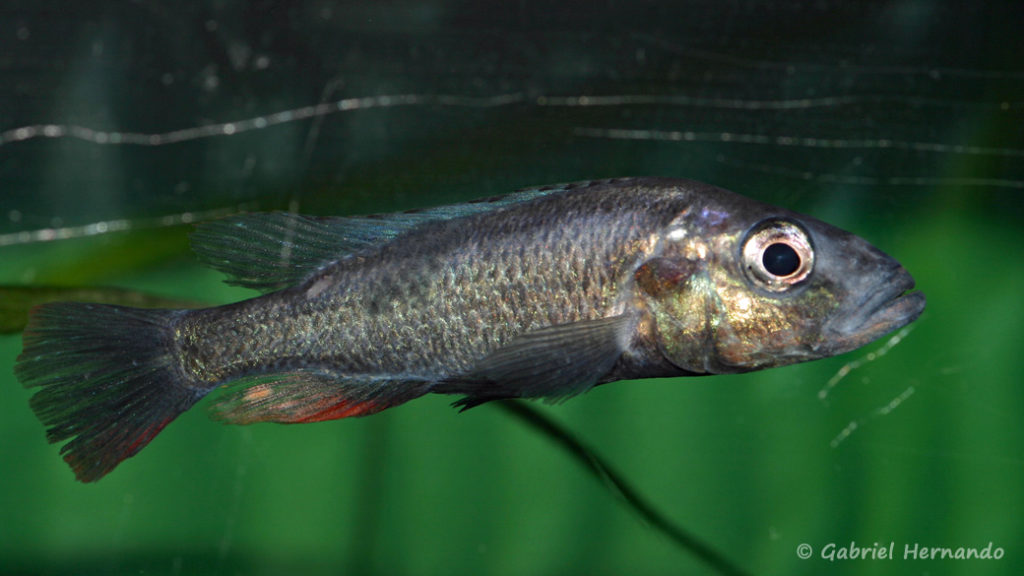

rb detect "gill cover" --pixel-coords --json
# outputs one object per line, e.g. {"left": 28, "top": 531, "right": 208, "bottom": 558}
{"left": 634, "top": 252, "right": 719, "bottom": 374}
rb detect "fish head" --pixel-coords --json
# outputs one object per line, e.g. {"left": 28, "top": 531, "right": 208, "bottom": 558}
{"left": 635, "top": 187, "right": 926, "bottom": 374}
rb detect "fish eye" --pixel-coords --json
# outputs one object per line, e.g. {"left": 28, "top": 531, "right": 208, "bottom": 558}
{"left": 741, "top": 220, "right": 814, "bottom": 292}
{"left": 762, "top": 242, "right": 800, "bottom": 276}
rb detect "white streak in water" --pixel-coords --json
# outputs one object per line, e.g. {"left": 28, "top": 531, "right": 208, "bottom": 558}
{"left": 830, "top": 386, "right": 916, "bottom": 448}
{"left": 0, "top": 205, "right": 254, "bottom": 247}
{"left": 819, "top": 325, "right": 915, "bottom": 402}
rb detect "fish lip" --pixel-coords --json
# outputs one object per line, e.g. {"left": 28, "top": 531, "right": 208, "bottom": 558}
{"left": 821, "top": 267, "right": 926, "bottom": 353}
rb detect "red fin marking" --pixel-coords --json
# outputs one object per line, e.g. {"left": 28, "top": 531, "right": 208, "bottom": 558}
{"left": 294, "top": 398, "right": 385, "bottom": 423}
{"left": 210, "top": 372, "right": 432, "bottom": 425}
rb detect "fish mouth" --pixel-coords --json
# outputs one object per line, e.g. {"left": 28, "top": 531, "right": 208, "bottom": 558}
{"left": 821, "top": 267, "right": 926, "bottom": 354}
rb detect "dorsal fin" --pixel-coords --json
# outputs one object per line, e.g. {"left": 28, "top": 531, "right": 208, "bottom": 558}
{"left": 190, "top": 187, "right": 561, "bottom": 291}
{"left": 190, "top": 212, "right": 413, "bottom": 292}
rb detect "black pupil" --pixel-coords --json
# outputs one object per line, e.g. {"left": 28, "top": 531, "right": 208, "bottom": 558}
{"left": 762, "top": 243, "right": 801, "bottom": 276}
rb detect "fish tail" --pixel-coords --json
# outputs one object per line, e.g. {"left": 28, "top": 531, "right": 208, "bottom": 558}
{"left": 15, "top": 303, "right": 206, "bottom": 482}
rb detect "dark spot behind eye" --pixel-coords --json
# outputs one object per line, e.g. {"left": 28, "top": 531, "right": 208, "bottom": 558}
{"left": 762, "top": 242, "right": 800, "bottom": 276}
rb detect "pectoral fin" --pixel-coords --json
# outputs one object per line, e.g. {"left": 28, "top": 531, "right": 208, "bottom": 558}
{"left": 443, "top": 314, "right": 633, "bottom": 409}
{"left": 209, "top": 371, "right": 431, "bottom": 424}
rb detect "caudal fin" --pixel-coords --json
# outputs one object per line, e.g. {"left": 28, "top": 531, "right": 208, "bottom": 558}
{"left": 15, "top": 303, "right": 205, "bottom": 482}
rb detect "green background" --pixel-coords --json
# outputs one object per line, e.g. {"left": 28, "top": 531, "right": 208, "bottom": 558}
{"left": 1, "top": 2, "right": 1021, "bottom": 575}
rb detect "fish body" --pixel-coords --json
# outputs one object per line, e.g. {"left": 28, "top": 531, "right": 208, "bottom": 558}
{"left": 15, "top": 178, "right": 925, "bottom": 481}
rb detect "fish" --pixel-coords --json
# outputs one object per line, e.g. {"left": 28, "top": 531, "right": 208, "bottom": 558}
{"left": 14, "top": 177, "right": 926, "bottom": 482}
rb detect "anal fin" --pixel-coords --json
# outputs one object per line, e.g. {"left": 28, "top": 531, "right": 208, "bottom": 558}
{"left": 209, "top": 370, "right": 431, "bottom": 424}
